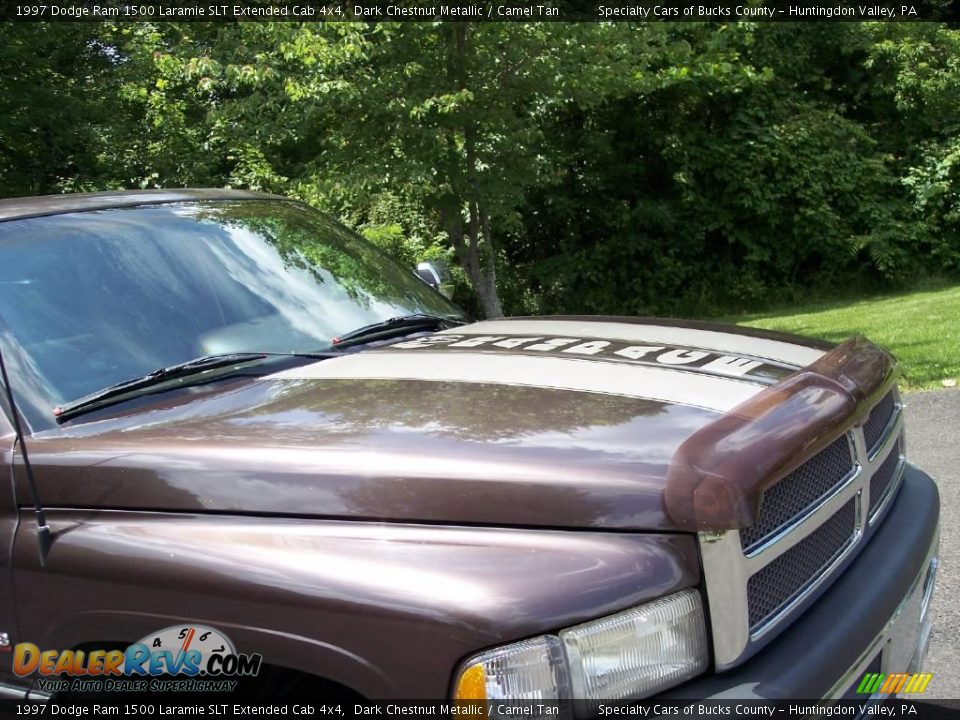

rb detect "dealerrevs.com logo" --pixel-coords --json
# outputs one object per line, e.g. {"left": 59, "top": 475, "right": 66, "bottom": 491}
{"left": 12, "top": 624, "right": 262, "bottom": 694}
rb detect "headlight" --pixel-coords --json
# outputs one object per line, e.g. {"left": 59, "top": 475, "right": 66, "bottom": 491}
{"left": 560, "top": 589, "right": 708, "bottom": 699}
{"left": 453, "top": 636, "right": 571, "bottom": 700}
{"left": 453, "top": 589, "right": 708, "bottom": 701}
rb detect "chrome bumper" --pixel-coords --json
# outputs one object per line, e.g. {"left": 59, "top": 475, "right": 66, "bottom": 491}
{"left": 826, "top": 526, "right": 939, "bottom": 699}
{"left": 665, "top": 465, "right": 939, "bottom": 701}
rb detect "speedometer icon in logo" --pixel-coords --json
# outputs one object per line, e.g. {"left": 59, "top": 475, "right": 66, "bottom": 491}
{"left": 136, "top": 625, "right": 234, "bottom": 675}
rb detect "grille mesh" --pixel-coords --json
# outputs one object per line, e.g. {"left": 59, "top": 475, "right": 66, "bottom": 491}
{"left": 740, "top": 437, "right": 855, "bottom": 552}
{"left": 869, "top": 439, "right": 902, "bottom": 516}
{"left": 747, "top": 499, "right": 857, "bottom": 629}
{"left": 863, "top": 391, "right": 896, "bottom": 454}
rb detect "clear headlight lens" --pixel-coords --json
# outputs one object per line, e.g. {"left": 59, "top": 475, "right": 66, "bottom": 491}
{"left": 560, "top": 589, "right": 708, "bottom": 699}
{"left": 453, "top": 589, "right": 708, "bottom": 701}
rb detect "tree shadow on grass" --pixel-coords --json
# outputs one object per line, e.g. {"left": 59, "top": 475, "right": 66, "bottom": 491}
{"left": 723, "top": 282, "right": 960, "bottom": 326}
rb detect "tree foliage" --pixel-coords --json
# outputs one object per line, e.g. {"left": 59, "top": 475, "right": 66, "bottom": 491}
{"left": 1, "top": 21, "right": 958, "bottom": 318}
{"left": 0, "top": 23, "right": 124, "bottom": 195}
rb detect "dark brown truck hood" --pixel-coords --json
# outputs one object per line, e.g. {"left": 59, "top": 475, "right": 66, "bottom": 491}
{"left": 20, "top": 317, "right": 839, "bottom": 531}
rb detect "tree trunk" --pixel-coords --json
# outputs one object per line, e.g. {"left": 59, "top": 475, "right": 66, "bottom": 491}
{"left": 476, "top": 209, "right": 503, "bottom": 318}
{"left": 475, "top": 269, "right": 504, "bottom": 318}
{"left": 439, "top": 203, "right": 504, "bottom": 319}
{"left": 438, "top": 24, "right": 505, "bottom": 319}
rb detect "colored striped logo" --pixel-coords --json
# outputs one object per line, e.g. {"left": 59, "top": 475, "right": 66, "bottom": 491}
{"left": 857, "top": 672, "right": 933, "bottom": 694}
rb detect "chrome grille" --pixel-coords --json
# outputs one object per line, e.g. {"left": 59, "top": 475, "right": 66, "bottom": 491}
{"left": 698, "top": 384, "right": 905, "bottom": 670}
{"left": 740, "top": 436, "right": 856, "bottom": 552}
{"left": 869, "top": 438, "right": 902, "bottom": 516}
{"left": 747, "top": 498, "right": 857, "bottom": 628}
{"left": 863, "top": 391, "right": 896, "bottom": 454}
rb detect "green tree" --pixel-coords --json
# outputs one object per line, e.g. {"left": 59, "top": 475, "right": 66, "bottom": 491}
{"left": 4, "top": 20, "right": 959, "bottom": 319}
{"left": 0, "top": 23, "right": 124, "bottom": 195}
{"left": 514, "top": 22, "right": 960, "bottom": 316}
{"left": 125, "top": 22, "right": 662, "bottom": 317}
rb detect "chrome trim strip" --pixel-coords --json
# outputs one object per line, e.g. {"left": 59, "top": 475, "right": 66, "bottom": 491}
{"left": 866, "top": 398, "right": 903, "bottom": 462}
{"left": 0, "top": 680, "right": 47, "bottom": 701}
{"left": 824, "top": 524, "right": 939, "bottom": 699}
{"left": 869, "top": 454, "right": 906, "bottom": 526}
{"left": 700, "top": 454, "right": 864, "bottom": 669}
{"left": 920, "top": 552, "right": 939, "bottom": 624}
{"left": 744, "top": 464, "right": 862, "bottom": 567}
{"left": 870, "top": 406, "right": 904, "bottom": 465}
{"left": 26, "top": 687, "right": 51, "bottom": 702}
{"left": 699, "top": 528, "right": 751, "bottom": 670}
{"left": 0, "top": 681, "right": 28, "bottom": 700}
{"left": 744, "top": 435, "right": 859, "bottom": 558}
{"left": 863, "top": 400, "right": 905, "bottom": 526}
{"left": 750, "top": 493, "right": 862, "bottom": 640}
{"left": 825, "top": 634, "right": 886, "bottom": 700}
{"left": 701, "top": 381, "right": 909, "bottom": 669}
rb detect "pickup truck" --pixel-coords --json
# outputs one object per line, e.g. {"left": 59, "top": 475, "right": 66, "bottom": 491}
{"left": 0, "top": 189, "right": 939, "bottom": 703}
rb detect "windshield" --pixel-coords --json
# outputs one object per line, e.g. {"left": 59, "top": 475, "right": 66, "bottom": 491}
{"left": 0, "top": 199, "right": 465, "bottom": 429}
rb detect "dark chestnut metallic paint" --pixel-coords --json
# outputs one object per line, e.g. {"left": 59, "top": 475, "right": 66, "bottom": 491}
{"left": 12, "top": 510, "right": 699, "bottom": 698}
{"left": 18, "top": 379, "right": 718, "bottom": 531}
{"left": 805, "top": 335, "right": 896, "bottom": 405}
{"left": 664, "top": 337, "right": 895, "bottom": 531}
{"left": 0, "top": 415, "right": 22, "bottom": 685}
{"left": 0, "top": 193, "right": 918, "bottom": 699}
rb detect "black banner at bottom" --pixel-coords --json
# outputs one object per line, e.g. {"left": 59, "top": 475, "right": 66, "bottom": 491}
{"left": 2, "top": 699, "right": 960, "bottom": 720}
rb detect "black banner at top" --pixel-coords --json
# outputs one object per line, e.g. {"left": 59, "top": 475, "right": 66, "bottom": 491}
{"left": 0, "top": 0, "right": 957, "bottom": 23}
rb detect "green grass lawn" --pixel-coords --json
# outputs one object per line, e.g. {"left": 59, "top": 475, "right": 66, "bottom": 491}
{"left": 725, "top": 284, "right": 960, "bottom": 391}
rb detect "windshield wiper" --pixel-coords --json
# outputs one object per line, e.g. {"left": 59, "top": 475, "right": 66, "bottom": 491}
{"left": 331, "top": 314, "right": 464, "bottom": 349}
{"left": 53, "top": 353, "right": 270, "bottom": 424}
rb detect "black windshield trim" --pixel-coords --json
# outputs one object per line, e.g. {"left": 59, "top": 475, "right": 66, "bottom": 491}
{"left": 52, "top": 352, "right": 338, "bottom": 424}
{"left": 331, "top": 315, "right": 465, "bottom": 349}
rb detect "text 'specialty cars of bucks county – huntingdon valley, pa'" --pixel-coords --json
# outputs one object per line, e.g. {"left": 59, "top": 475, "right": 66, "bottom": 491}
{"left": 0, "top": 189, "right": 940, "bottom": 703}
